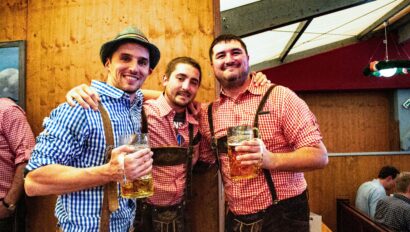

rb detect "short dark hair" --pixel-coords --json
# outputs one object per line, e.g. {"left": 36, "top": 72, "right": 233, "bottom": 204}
{"left": 208, "top": 34, "right": 248, "bottom": 62}
{"left": 395, "top": 173, "right": 410, "bottom": 193}
{"left": 378, "top": 166, "right": 400, "bottom": 179}
{"left": 165, "top": 56, "right": 202, "bottom": 83}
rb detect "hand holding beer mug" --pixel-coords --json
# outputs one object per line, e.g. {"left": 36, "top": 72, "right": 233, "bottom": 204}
{"left": 119, "top": 133, "right": 154, "bottom": 198}
{"left": 227, "top": 125, "right": 261, "bottom": 180}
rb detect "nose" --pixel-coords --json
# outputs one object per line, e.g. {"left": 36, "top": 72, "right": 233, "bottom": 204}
{"left": 129, "top": 59, "right": 139, "bottom": 74}
{"left": 225, "top": 53, "right": 235, "bottom": 64}
{"left": 181, "top": 79, "right": 190, "bottom": 90}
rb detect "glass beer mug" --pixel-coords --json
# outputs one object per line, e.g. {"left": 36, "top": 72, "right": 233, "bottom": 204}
{"left": 118, "top": 133, "right": 154, "bottom": 198}
{"left": 227, "top": 125, "right": 260, "bottom": 181}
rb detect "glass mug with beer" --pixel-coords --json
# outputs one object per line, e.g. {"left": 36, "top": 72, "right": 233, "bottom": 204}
{"left": 118, "top": 133, "right": 154, "bottom": 198}
{"left": 227, "top": 125, "right": 260, "bottom": 181}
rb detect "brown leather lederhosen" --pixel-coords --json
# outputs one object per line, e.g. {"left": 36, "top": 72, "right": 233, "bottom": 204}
{"left": 134, "top": 109, "right": 200, "bottom": 232}
{"left": 207, "top": 85, "right": 278, "bottom": 231}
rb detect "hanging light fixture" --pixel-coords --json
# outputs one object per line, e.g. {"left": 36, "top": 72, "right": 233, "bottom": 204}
{"left": 363, "top": 22, "right": 410, "bottom": 78}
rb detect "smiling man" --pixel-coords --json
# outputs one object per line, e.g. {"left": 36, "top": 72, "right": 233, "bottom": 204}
{"left": 134, "top": 57, "right": 213, "bottom": 232}
{"left": 64, "top": 56, "right": 214, "bottom": 232}
{"left": 24, "top": 26, "right": 157, "bottom": 232}
{"left": 199, "top": 34, "right": 328, "bottom": 232}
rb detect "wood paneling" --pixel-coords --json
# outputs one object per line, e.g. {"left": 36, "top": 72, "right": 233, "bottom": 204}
{"left": 299, "top": 90, "right": 399, "bottom": 152}
{"left": 2, "top": 0, "right": 218, "bottom": 231}
{"left": 26, "top": 0, "right": 216, "bottom": 136}
{"left": 0, "top": 0, "right": 27, "bottom": 41}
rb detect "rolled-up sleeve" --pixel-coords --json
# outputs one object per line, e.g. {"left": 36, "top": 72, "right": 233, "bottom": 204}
{"left": 2, "top": 105, "right": 35, "bottom": 165}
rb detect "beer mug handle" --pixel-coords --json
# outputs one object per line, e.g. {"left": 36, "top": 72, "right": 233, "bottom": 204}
{"left": 252, "top": 127, "right": 259, "bottom": 138}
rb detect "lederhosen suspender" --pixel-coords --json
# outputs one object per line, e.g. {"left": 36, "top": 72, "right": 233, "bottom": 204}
{"left": 253, "top": 86, "right": 278, "bottom": 204}
{"left": 141, "top": 109, "right": 197, "bottom": 200}
{"left": 207, "top": 85, "right": 278, "bottom": 204}
{"left": 98, "top": 104, "right": 120, "bottom": 232}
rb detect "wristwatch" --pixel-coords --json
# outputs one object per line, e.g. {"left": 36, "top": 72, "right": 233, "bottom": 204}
{"left": 1, "top": 198, "right": 16, "bottom": 211}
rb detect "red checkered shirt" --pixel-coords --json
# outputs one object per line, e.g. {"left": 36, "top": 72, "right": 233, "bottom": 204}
{"left": 199, "top": 83, "right": 323, "bottom": 215}
{"left": 0, "top": 98, "right": 35, "bottom": 198}
{"left": 144, "top": 94, "right": 213, "bottom": 206}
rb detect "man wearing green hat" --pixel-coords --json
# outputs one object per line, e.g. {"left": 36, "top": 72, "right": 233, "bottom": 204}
{"left": 24, "top": 26, "right": 158, "bottom": 231}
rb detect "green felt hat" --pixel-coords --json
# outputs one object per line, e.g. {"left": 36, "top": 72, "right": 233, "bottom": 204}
{"left": 100, "top": 26, "right": 160, "bottom": 69}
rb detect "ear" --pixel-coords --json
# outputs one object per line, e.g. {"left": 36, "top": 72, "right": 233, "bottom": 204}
{"left": 104, "top": 59, "right": 111, "bottom": 70}
{"left": 148, "top": 68, "right": 153, "bottom": 75}
{"left": 162, "top": 75, "right": 168, "bottom": 87}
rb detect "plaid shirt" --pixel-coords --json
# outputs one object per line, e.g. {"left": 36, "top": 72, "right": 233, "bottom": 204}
{"left": 144, "top": 94, "right": 213, "bottom": 206}
{"left": 375, "top": 194, "right": 410, "bottom": 231}
{"left": 0, "top": 98, "right": 35, "bottom": 198}
{"left": 26, "top": 81, "right": 143, "bottom": 232}
{"left": 199, "top": 83, "right": 323, "bottom": 215}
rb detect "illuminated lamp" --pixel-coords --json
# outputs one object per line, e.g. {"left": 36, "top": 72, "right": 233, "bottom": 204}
{"left": 363, "top": 60, "right": 410, "bottom": 77}
{"left": 363, "top": 22, "right": 410, "bottom": 78}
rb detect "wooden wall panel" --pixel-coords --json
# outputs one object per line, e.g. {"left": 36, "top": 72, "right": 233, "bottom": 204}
{"left": 0, "top": 0, "right": 27, "bottom": 41}
{"left": 305, "top": 154, "right": 410, "bottom": 231}
{"left": 21, "top": 0, "right": 218, "bottom": 231}
{"left": 26, "top": 0, "right": 216, "bottom": 135}
{"left": 299, "top": 91, "right": 399, "bottom": 152}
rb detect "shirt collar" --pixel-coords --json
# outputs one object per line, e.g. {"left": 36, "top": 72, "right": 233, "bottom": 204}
{"left": 219, "top": 80, "right": 269, "bottom": 101}
{"left": 393, "top": 193, "right": 410, "bottom": 204}
{"left": 91, "top": 80, "right": 143, "bottom": 104}
{"left": 156, "top": 94, "right": 198, "bottom": 125}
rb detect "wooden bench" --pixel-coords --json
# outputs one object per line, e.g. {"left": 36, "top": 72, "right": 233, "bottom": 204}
{"left": 337, "top": 199, "right": 393, "bottom": 232}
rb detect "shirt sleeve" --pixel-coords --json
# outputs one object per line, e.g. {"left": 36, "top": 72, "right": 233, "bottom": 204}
{"left": 369, "top": 189, "right": 386, "bottom": 219}
{"left": 26, "top": 103, "right": 89, "bottom": 171}
{"left": 280, "top": 87, "right": 323, "bottom": 149}
{"left": 198, "top": 102, "right": 215, "bottom": 164}
{"left": 2, "top": 105, "right": 35, "bottom": 164}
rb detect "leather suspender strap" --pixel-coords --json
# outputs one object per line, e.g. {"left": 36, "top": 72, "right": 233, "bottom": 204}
{"left": 98, "top": 104, "right": 120, "bottom": 232}
{"left": 253, "top": 85, "right": 276, "bottom": 137}
{"left": 253, "top": 85, "right": 279, "bottom": 204}
{"left": 185, "top": 123, "right": 194, "bottom": 199}
{"left": 141, "top": 108, "right": 148, "bottom": 134}
{"left": 207, "top": 103, "right": 222, "bottom": 170}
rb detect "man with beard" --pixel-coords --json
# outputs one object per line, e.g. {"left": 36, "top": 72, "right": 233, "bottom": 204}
{"left": 65, "top": 34, "right": 323, "bottom": 232}
{"left": 24, "top": 26, "right": 155, "bottom": 231}
{"left": 199, "top": 34, "right": 328, "bottom": 232}
{"left": 134, "top": 56, "right": 211, "bottom": 232}
{"left": 66, "top": 56, "right": 213, "bottom": 232}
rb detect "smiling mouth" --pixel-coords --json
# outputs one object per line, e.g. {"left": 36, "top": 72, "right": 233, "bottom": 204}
{"left": 177, "top": 92, "right": 191, "bottom": 98}
{"left": 124, "top": 74, "right": 141, "bottom": 80}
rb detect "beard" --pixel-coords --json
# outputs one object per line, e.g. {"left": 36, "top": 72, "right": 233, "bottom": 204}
{"left": 216, "top": 70, "right": 249, "bottom": 89}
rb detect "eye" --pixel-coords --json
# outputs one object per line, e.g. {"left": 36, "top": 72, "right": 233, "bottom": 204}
{"left": 215, "top": 53, "right": 225, "bottom": 59}
{"left": 177, "top": 76, "right": 184, "bottom": 80}
{"left": 138, "top": 59, "right": 149, "bottom": 66}
{"left": 121, "top": 55, "right": 132, "bottom": 62}
{"left": 191, "top": 80, "right": 199, "bottom": 87}
{"left": 233, "top": 50, "right": 242, "bottom": 55}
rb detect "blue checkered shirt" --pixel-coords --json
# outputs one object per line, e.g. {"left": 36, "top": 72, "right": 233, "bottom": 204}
{"left": 26, "top": 80, "right": 143, "bottom": 232}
